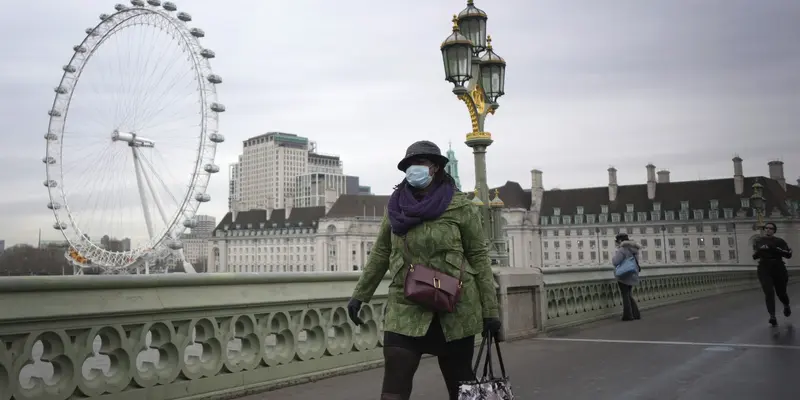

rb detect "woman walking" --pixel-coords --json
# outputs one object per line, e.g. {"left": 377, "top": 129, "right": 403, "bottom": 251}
{"left": 612, "top": 233, "right": 642, "bottom": 321}
{"left": 346, "top": 140, "right": 501, "bottom": 400}
{"left": 753, "top": 222, "right": 793, "bottom": 326}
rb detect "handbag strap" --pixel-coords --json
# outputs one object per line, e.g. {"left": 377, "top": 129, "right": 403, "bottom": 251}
{"left": 472, "top": 332, "right": 509, "bottom": 380}
{"left": 401, "top": 236, "right": 466, "bottom": 283}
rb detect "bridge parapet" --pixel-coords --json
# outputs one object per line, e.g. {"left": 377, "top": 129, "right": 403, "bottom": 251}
{"left": 0, "top": 264, "right": 789, "bottom": 399}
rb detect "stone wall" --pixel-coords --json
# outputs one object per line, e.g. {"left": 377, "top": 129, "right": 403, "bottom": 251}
{"left": 0, "top": 264, "right": 791, "bottom": 399}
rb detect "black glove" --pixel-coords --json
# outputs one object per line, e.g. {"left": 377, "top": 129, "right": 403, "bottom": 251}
{"left": 482, "top": 317, "right": 502, "bottom": 339}
{"left": 347, "top": 298, "right": 364, "bottom": 326}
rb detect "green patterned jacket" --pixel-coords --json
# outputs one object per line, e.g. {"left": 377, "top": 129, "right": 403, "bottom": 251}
{"left": 351, "top": 191, "right": 499, "bottom": 342}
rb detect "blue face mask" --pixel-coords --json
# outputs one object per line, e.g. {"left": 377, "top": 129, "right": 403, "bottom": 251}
{"left": 406, "top": 165, "right": 432, "bottom": 188}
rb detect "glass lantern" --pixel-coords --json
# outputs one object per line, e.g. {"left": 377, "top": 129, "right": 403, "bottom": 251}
{"left": 441, "top": 15, "right": 474, "bottom": 94}
{"left": 479, "top": 36, "right": 506, "bottom": 103}
{"left": 457, "top": 0, "right": 488, "bottom": 55}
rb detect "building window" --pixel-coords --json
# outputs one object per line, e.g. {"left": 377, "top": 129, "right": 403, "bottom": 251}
{"left": 544, "top": 253, "right": 549, "bottom": 261}
{"left": 729, "top": 250, "right": 737, "bottom": 260}
{"left": 665, "top": 211, "right": 675, "bottom": 220}
{"left": 669, "top": 250, "right": 677, "bottom": 261}
{"left": 710, "top": 225, "right": 719, "bottom": 233}
{"left": 638, "top": 212, "right": 648, "bottom": 222}
{"left": 655, "top": 250, "right": 663, "bottom": 261}
{"left": 668, "top": 238, "right": 676, "bottom": 247}
{"left": 601, "top": 205, "right": 609, "bottom": 214}
{"left": 565, "top": 241, "right": 572, "bottom": 249}
{"left": 626, "top": 204, "right": 634, "bottom": 213}
{"left": 697, "top": 237, "right": 705, "bottom": 246}
{"left": 698, "top": 250, "right": 707, "bottom": 261}
{"left": 641, "top": 251, "right": 649, "bottom": 261}
{"left": 653, "top": 202, "right": 661, "bottom": 211}
{"left": 624, "top": 213, "right": 634, "bottom": 222}
{"left": 577, "top": 240, "right": 584, "bottom": 249}
{"left": 683, "top": 238, "right": 691, "bottom": 247}
{"left": 679, "top": 210, "right": 689, "bottom": 220}
{"left": 552, "top": 216, "right": 561, "bottom": 224}
{"left": 654, "top": 239, "right": 662, "bottom": 248}
{"left": 602, "top": 240, "right": 609, "bottom": 248}
{"left": 553, "top": 207, "right": 561, "bottom": 216}
{"left": 724, "top": 208, "right": 734, "bottom": 219}
{"left": 563, "top": 216, "right": 572, "bottom": 225}
{"left": 591, "top": 251, "right": 597, "bottom": 261}
{"left": 589, "top": 240, "right": 596, "bottom": 249}
{"left": 611, "top": 213, "right": 621, "bottom": 223}
{"left": 641, "top": 239, "right": 649, "bottom": 247}
{"left": 650, "top": 211, "right": 661, "bottom": 221}
{"left": 599, "top": 214, "right": 608, "bottom": 223}
{"left": 693, "top": 210, "right": 704, "bottom": 220}
{"left": 575, "top": 215, "right": 584, "bottom": 224}
{"left": 709, "top": 210, "right": 719, "bottom": 219}
{"left": 712, "top": 237, "right": 721, "bottom": 246}
{"left": 713, "top": 250, "right": 722, "bottom": 261}
{"left": 681, "top": 201, "right": 689, "bottom": 210}
{"left": 540, "top": 217, "right": 549, "bottom": 225}
{"left": 684, "top": 250, "right": 691, "bottom": 261}
{"left": 728, "top": 237, "right": 735, "bottom": 247}
{"left": 587, "top": 214, "right": 596, "bottom": 224}
{"left": 577, "top": 206, "right": 584, "bottom": 215}
{"left": 578, "top": 252, "right": 585, "bottom": 261}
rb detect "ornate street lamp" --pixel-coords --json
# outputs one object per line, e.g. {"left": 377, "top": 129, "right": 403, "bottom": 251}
{"left": 440, "top": 0, "right": 507, "bottom": 250}
{"left": 750, "top": 181, "right": 765, "bottom": 230}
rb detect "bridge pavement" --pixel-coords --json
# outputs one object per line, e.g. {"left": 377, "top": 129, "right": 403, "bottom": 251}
{"left": 242, "top": 284, "right": 800, "bottom": 399}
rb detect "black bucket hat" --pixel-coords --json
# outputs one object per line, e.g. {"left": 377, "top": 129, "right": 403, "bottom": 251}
{"left": 397, "top": 140, "right": 450, "bottom": 172}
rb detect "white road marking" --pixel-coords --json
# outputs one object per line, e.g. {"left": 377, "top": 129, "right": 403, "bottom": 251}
{"left": 535, "top": 337, "right": 800, "bottom": 351}
{"left": 686, "top": 316, "right": 700, "bottom": 321}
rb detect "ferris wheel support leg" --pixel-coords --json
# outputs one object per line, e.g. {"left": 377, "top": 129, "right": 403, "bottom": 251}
{"left": 178, "top": 249, "right": 197, "bottom": 274}
{"left": 134, "top": 147, "right": 171, "bottom": 229}
{"left": 132, "top": 147, "right": 156, "bottom": 240}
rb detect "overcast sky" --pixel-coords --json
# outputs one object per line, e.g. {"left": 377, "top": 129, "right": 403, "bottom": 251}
{"left": 2, "top": 0, "right": 799, "bottom": 246}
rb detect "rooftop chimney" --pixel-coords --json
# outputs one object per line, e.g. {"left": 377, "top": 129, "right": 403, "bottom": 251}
{"left": 797, "top": 177, "right": 800, "bottom": 187}
{"left": 733, "top": 156, "right": 744, "bottom": 195}
{"left": 768, "top": 160, "right": 786, "bottom": 191}
{"left": 646, "top": 164, "right": 657, "bottom": 200}
{"left": 608, "top": 167, "right": 618, "bottom": 202}
{"left": 657, "top": 169, "right": 671, "bottom": 183}
{"left": 530, "top": 169, "right": 544, "bottom": 213}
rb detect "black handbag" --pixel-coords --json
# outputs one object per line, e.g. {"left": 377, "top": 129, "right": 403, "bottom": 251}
{"left": 457, "top": 332, "right": 515, "bottom": 399}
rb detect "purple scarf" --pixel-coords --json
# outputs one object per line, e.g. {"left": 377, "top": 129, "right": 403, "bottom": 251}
{"left": 388, "top": 182, "right": 455, "bottom": 236}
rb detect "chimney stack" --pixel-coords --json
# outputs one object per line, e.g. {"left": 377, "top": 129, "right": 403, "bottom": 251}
{"left": 796, "top": 177, "right": 800, "bottom": 187}
{"left": 530, "top": 169, "right": 544, "bottom": 211}
{"left": 608, "top": 167, "right": 618, "bottom": 202}
{"left": 768, "top": 160, "right": 786, "bottom": 191}
{"left": 657, "top": 169, "right": 670, "bottom": 183}
{"left": 646, "top": 164, "right": 657, "bottom": 200}
{"left": 733, "top": 156, "right": 744, "bottom": 195}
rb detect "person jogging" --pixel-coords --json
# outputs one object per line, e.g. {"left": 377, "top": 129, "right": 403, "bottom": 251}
{"left": 752, "top": 222, "right": 793, "bottom": 327}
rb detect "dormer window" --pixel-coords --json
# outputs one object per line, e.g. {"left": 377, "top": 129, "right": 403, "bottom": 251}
{"left": 553, "top": 207, "right": 561, "bottom": 216}
{"left": 576, "top": 206, "right": 584, "bottom": 215}
{"left": 224, "top": 224, "right": 230, "bottom": 230}
{"left": 723, "top": 208, "right": 734, "bottom": 219}
{"left": 653, "top": 202, "right": 661, "bottom": 211}
{"left": 247, "top": 223, "right": 253, "bottom": 229}
{"left": 693, "top": 209, "right": 704, "bottom": 220}
{"left": 563, "top": 216, "right": 572, "bottom": 224}
{"left": 611, "top": 213, "right": 621, "bottom": 223}
{"left": 601, "top": 205, "right": 609, "bottom": 214}
{"left": 260, "top": 223, "right": 265, "bottom": 229}
{"left": 681, "top": 201, "right": 689, "bottom": 210}
{"left": 587, "top": 214, "right": 596, "bottom": 224}
{"left": 741, "top": 198, "right": 750, "bottom": 208}
{"left": 710, "top": 199, "right": 719, "bottom": 209}
{"left": 626, "top": 204, "right": 634, "bottom": 213}
{"left": 235, "top": 224, "right": 241, "bottom": 229}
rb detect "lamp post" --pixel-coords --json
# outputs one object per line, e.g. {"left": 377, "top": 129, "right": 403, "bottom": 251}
{"left": 440, "top": 0, "right": 507, "bottom": 251}
{"left": 750, "top": 182, "right": 766, "bottom": 231}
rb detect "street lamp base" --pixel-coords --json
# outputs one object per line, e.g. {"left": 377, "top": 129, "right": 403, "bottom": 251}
{"left": 453, "top": 86, "right": 468, "bottom": 96}
{"left": 465, "top": 133, "right": 493, "bottom": 147}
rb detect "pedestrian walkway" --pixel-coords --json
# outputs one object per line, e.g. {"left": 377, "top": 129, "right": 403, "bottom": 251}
{"left": 241, "top": 284, "right": 800, "bottom": 399}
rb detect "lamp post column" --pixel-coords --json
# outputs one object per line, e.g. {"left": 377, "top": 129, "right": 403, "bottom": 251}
{"left": 440, "top": 1, "right": 507, "bottom": 258}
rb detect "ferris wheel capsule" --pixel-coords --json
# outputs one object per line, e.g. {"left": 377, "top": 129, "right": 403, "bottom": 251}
{"left": 45, "top": 1, "right": 223, "bottom": 274}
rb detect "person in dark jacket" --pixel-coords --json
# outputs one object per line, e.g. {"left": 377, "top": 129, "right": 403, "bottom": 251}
{"left": 611, "top": 233, "right": 642, "bottom": 321}
{"left": 752, "top": 222, "right": 793, "bottom": 326}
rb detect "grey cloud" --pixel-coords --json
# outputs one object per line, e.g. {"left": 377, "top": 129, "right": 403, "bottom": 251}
{"left": 2, "top": 0, "right": 800, "bottom": 244}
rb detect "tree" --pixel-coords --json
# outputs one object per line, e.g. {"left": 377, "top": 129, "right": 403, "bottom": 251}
{"left": 0, "top": 245, "right": 70, "bottom": 276}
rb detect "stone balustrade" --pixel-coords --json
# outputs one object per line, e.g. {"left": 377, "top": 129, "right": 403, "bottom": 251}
{"left": 0, "top": 264, "right": 788, "bottom": 399}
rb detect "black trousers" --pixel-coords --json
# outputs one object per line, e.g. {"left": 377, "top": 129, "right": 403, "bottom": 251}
{"left": 618, "top": 282, "right": 640, "bottom": 320}
{"left": 381, "top": 315, "right": 476, "bottom": 400}
{"left": 757, "top": 264, "right": 790, "bottom": 316}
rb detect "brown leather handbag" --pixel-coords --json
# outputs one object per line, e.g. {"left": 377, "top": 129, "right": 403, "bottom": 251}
{"left": 401, "top": 236, "right": 465, "bottom": 313}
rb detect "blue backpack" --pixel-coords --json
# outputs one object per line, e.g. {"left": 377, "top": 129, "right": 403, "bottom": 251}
{"left": 614, "top": 255, "right": 639, "bottom": 279}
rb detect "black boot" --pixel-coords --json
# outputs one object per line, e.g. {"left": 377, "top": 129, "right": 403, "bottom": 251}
{"left": 784, "top": 305, "right": 792, "bottom": 317}
{"left": 769, "top": 315, "right": 778, "bottom": 327}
